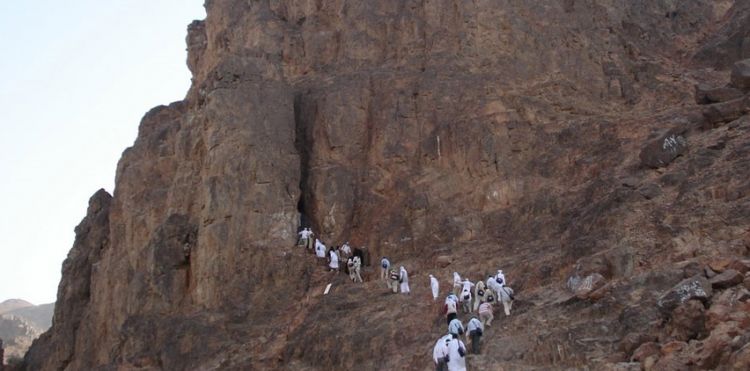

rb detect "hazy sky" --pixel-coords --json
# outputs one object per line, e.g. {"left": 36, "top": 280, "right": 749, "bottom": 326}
{"left": 0, "top": 1, "right": 205, "bottom": 305}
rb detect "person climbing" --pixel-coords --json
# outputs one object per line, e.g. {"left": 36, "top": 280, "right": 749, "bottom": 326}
{"left": 478, "top": 301, "right": 494, "bottom": 327}
{"left": 432, "top": 334, "right": 451, "bottom": 371}
{"left": 473, "top": 279, "right": 486, "bottom": 312}
{"left": 466, "top": 317, "right": 484, "bottom": 354}
{"left": 306, "top": 228, "right": 315, "bottom": 251}
{"left": 446, "top": 333, "right": 467, "bottom": 371}
{"left": 460, "top": 279, "right": 474, "bottom": 313}
{"left": 351, "top": 256, "right": 363, "bottom": 283}
{"left": 315, "top": 239, "right": 327, "bottom": 263}
{"left": 388, "top": 268, "right": 400, "bottom": 293}
{"left": 495, "top": 270, "right": 506, "bottom": 287}
{"left": 328, "top": 246, "right": 340, "bottom": 272}
{"left": 452, "top": 272, "right": 462, "bottom": 296}
{"left": 380, "top": 257, "right": 391, "bottom": 281}
{"left": 444, "top": 295, "right": 458, "bottom": 325}
{"left": 341, "top": 241, "right": 352, "bottom": 257}
{"left": 399, "top": 266, "right": 410, "bottom": 294}
{"left": 498, "top": 286, "right": 515, "bottom": 316}
{"left": 429, "top": 274, "right": 440, "bottom": 301}
{"left": 448, "top": 318, "right": 464, "bottom": 337}
{"left": 297, "top": 228, "right": 309, "bottom": 247}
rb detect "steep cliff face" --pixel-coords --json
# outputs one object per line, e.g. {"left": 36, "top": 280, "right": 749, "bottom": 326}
{"left": 24, "top": 0, "right": 750, "bottom": 370}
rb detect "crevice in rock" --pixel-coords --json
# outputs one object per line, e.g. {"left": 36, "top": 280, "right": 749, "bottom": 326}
{"left": 294, "top": 92, "right": 315, "bottom": 232}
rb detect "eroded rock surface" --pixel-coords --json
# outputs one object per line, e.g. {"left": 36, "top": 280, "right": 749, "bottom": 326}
{"left": 22, "top": 0, "right": 750, "bottom": 370}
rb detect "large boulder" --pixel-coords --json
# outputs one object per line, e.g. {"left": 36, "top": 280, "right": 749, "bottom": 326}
{"left": 657, "top": 276, "right": 713, "bottom": 315}
{"left": 639, "top": 129, "right": 688, "bottom": 168}
{"left": 702, "top": 96, "right": 750, "bottom": 128}
{"left": 709, "top": 269, "right": 744, "bottom": 289}
{"left": 730, "top": 59, "right": 750, "bottom": 91}
{"left": 695, "top": 84, "right": 744, "bottom": 105}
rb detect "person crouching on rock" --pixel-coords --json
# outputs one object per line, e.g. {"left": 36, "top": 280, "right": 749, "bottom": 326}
{"left": 380, "top": 257, "right": 391, "bottom": 282}
{"left": 478, "top": 301, "right": 494, "bottom": 327}
{"left": 388, "top": 268, "right": 400, "bottom": 293}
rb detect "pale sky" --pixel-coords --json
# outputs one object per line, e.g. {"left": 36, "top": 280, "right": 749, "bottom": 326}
{"left": 0, "top": 1, "right": 206, "bottom": 305}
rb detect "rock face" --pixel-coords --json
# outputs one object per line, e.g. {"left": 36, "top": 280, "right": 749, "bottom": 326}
{"left": 22, "top": 0, "right": 750, "bottom": 370}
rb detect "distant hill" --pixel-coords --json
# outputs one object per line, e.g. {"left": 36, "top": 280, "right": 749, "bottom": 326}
{"left": 0, "top": 299, "right": 54, "bottom": 363}
{"left": 0, "top": 299, "right": 33, "bottom": 315}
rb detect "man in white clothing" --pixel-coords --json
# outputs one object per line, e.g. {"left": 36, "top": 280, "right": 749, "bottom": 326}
{"left": 452, "top": 272, "right": 462, "bottom": 296}
{"left": 399, "top": 266, "right": 410, "bottom": 294}
{"left": 341, "top": 241, "right": 352, "bottom": 257}
{"left": 495, "top": 270, "right": 506, "bottom": 287}
{"left": 432, "top": 334, "right": 451, "bottom": 371}
{"left": 328, "top": 247, "right": 339, "bottom": 272}
{"left": 429, "top": 274, "right": 439, "bottom": 301}
{"left": 380, "top": 257, "right": 391, "bottom": 281}
{"left": 446, "top": 335, "right": 467, "bottom": 371}
{"left": 459, "top": 279, "right": 474, "bottom": 313}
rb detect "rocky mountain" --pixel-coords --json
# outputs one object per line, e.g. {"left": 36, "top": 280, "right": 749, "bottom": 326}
{"left": 0, "top": 300, "right": 53, "bottom": 365}
{"left": 0, "top": 301, "right": 32, "bottom": 316}
{"left": 21, "top": 0, "right": 750, "bottom": 370}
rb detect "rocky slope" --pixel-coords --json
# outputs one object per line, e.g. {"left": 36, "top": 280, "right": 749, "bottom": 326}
{"left": 22, "top": 0, "right": 750, "bottom": 370}
{"left": 0, "top": 300, "right": 53, "bottom": 364}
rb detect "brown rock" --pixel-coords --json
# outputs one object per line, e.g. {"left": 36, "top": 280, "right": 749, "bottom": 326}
{"left": 729, "top": 342, "right": 750, "bottom": 370}
{"left": 631, "top": 341, "right": 660, "bottom": 362}
{"left": 435, "top": 255, "right": 452, "bottom": 268}
{"left": 680, "top": 261, "right": 704, "bottom": 278}
{"left": 695, "top": 84, "right": 745, "bottom": 105}
{"left": 710, "top": 269, "right": 744, "bottom": 289}
{"left": 702, "top": 96, "right": 750, "bottom": 128}
{"left": 619, "top": 332, "right": 657, "bottom": 355}
{"left": 667, "top": 299, "right": 706, "bottom": 341}
{"left": 730, "top": 59, "right": 750, "bottom": 91}
{"left": 729, "top": 259, "right": 750, "bottom": 275}
{"left": 706, "top": 303, "right": 731, "bottom": 331}
{"left": 660, "top": 340, "right": 688, "bottom": 355}
{"left": 639, "top": 129, "right": 688, "bottom": 168}
{"left": 693, "top": 322, "right": 736, "bottom": 369}
{"left": 0, "top": 338, "right": 4, "bottom": 371}
{"left": 744, "top": 277, "right": 750, "bottom": 290}
{"left": 708, "top": 258, "right": 732, "bottom": 273}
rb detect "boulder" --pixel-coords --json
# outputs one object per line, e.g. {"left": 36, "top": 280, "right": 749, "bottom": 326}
{"left": 667, "top": 299, "right": 706, "bottom": 341}
{"left": 708, "top": 258, "right": 732, "bottom": 273}
{"left": 730, "top": 59, "right": 750, "bottom": 91}
{"left": 695, "top": 84, "right": 744, "bottom": 105}
{"left": 702, "top": 96, "right": 750, "bottom": 128}
{"left": 571, "top": 273, "right": 607, "bottom": 299}
{"left": 660, "top": 340, "right": 687, "bottom": 355}
{"left": 744, "top": 277, "right": 750, "bottom": 291}
{"left": 435, "top": 255, "right": 452, "bottom": 267}
{"left": 638, "top": 183, "right": 662, "bottom": 200}
{"left": 710, "top": 269, "right": 744, "bottom": 289}
{"left": 639, "top": 129, "right": 687, "bottom": 168}
{"left": 729, "top": 342, "right": 750, "bottom": 370}
{"left": 657, "top": 276, "right": 713, "bottom": 315}
{"left": 728, "top": 259, "right": 750, "bottom": 275}
{"left": 631, "top": 341, "right": 660, "bottom": 362}
{"left": 619, "top": 332, "right": 657, "bottom": 355}
{"left": 679, "top": 261, "right": 703, "bottom": 278}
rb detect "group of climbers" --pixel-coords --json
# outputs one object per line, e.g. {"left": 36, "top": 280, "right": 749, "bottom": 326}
{"left": 433, "top": 270, "right": 513, "bottom": 370}
{"left": 298, "top": 228, "right": 363, "bottom": 282}
{"left": 380, "top": 256, "right": 411, "bottom": 294}
{"left": 297, "top": 227, "right": 514, "bottom": 370}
